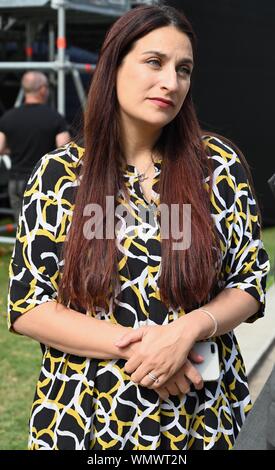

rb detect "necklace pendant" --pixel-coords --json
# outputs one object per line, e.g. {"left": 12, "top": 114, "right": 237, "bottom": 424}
{"left": 138, "top": 173, "right": 148, "bottom": 182}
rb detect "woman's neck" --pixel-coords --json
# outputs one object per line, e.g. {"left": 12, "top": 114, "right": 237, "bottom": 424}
{"left": 120, "top": 119, "right": 162, "bottom": 167}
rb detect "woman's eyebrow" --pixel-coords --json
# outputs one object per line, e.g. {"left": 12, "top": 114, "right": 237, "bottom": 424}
{"left": 141, "top": 50, "right": 193, "bottom": 66}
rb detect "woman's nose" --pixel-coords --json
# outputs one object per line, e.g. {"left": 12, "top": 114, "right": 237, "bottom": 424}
{"left": 160, "top": 68, "right": 178, "bottom": 92}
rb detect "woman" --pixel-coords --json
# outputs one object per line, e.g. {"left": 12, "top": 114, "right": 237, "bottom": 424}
{"left": 8, "top": 4, "right": 269, "bottom": 450}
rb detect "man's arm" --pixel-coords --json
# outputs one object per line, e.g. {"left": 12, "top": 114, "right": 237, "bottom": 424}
{"left": 0, "top": 131, "right": 9, "bottom": 155}
{"left": 55, "top": 131, "right": 71, "bottom": 147}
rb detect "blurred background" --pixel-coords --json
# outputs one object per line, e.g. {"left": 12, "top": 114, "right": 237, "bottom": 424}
{"left": 0, "top": 0, "right": 274, "bottom": 450}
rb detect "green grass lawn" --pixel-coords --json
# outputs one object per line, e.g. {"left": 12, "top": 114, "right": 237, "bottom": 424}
{"left": 0, "top": 243, "right": 41, "bottom": 450}
{"left": 262, "top": 227, "right": 275, "bottom": 289}
{"left": 0, "top": 225, "right": 274, "bottom": 450}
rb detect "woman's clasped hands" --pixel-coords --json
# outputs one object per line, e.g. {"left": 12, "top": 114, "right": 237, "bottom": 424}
{"left": 115, "top": 321, "right": 204, "bottom": 400}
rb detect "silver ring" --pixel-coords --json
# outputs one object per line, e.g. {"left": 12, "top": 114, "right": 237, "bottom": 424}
{"left": 148, "top": 372, "right": 159, "bottom": 383}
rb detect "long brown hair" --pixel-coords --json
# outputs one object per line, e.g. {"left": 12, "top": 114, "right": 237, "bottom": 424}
{"left": 58, "top": 4, "right": 224, "bottom": 313}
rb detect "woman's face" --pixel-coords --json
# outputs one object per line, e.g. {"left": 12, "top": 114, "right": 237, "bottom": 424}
{"left": 116, "top": 26, "right": 193, "bottom": 131}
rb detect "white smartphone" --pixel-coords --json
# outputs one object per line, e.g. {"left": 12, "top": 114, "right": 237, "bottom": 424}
{"left": 192, "top": 341, "right": 220, "bottom": 382}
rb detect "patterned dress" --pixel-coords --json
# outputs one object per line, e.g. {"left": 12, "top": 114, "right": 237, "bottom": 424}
{"left": 7, "top": 136, "right": 269, "bottom": 450}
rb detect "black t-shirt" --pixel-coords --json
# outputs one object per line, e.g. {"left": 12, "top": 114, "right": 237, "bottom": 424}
{"left": 0, "top": 103, "right": 68, "bottom": 179}
{"left": 0, "top": 101, "right": 5, "bottom": 118}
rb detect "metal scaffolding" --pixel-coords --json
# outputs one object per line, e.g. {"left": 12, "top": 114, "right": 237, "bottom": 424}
{"left": 0, "top": 0, "right": 154, "bottom": 114}
{"left": 0, "top": 0, "right": 154, "bottom": 244}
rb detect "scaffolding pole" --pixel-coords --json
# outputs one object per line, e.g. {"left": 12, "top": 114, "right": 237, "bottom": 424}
{"left": 0, "top": 61, "right": 96, "bottom": 71}
{"left": 70, "top": 67, "right": 87, "bottom": 110}
{"left": 14, "top": 20, "right": 34, "bottom": 107}
{"left": 57, "top": 0, "right": 66, "bottom": 115}
{"left": 0, "top": 236, "right": 16, "bottom": 244}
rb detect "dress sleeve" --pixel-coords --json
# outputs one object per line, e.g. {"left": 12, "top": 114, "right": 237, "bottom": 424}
{"left": 7, "top": 155, "right": 62, "bottom": 333}
{"left": 220, "top": 145, "right": 270, "bottom": 322}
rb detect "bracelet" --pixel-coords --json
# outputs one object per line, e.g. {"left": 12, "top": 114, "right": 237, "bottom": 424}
{"left": 197, "top": 308, "right": 218, "bottom": 338}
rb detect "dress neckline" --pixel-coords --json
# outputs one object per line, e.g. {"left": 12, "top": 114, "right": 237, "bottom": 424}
{"left": 122, "top": 158, "right": 162, "bottom": 175}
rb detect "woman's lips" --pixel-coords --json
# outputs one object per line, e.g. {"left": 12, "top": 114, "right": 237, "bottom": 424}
{"left": 148, "top": 98, "right": 174, "bottom": 108}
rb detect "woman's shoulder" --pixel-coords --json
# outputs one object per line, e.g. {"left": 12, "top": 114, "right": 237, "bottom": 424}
{"left": 202, "top": 133, "right": 240, "bottom": 164}
{"left": 26, "top": 141, "right": 84, "bottom": 194}
{"left": 33, "top": 140, "right": 84, "bottom": 176}
{"left": 202, "top": 133, "right": 249, "bottom": 183}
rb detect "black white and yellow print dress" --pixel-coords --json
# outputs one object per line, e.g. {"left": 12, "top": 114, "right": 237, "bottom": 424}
{"left": 8, "top": 136, "right": 269, "bottom": 450}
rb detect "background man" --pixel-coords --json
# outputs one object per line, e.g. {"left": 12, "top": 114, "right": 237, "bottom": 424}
{"left": 0, "top": 71, "right": 71, "bottom": 225}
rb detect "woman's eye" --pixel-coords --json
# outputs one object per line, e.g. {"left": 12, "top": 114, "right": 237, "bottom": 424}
{"left": 178, "top": 66, "right": 191, "bottom": 76}
{"left": 147, "top": 59, "right": 161, "bottom": 67}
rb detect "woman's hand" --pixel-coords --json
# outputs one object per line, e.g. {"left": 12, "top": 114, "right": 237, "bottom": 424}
{"left": 115, "top": 320, "right": 199, "bottom": 389}
{"left": 155, "top": 351, "right": 204, "bottom": 400}
{"left": 118, "top": 332, "right": 204, "bottom": 400}
{"left": 121, "top": 337, "right": 143, "bottom": 361}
